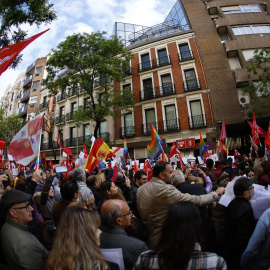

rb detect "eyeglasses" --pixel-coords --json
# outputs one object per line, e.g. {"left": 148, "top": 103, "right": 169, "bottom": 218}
{"left": 119, "top": 210, "right": 132, "bottom": 218}
{"left": 11, "top": 203, "right": 31, "bottom": 211}
{"left": 141, "top": 178, "right": 148, "bottom": 181}
{"left": 246, "top": 186, "right": 254, "bottom": 191}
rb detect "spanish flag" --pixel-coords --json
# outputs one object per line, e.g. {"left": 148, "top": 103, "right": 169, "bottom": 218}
{"left": 217, "top": 139, "right": 227, "bottom": 155}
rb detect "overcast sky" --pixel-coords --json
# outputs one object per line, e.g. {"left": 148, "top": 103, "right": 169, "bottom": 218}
{"left": 0, "top": 0, "right": 176, "bottom": 98}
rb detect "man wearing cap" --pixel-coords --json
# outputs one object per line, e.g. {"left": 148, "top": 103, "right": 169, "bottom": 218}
{"left": 1, "top": 189, "right": 47, "bottom": 269}
{"left": 225, "top": 176, "right": 256, "bottom": 270}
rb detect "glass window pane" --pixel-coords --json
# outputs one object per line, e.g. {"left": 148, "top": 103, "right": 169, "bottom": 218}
{"left": 232, "top": 28, "right": 240, "bottom": 35}
{"left": 100, "top": 121, "right": 107, "bottom": 133}
{"left": 124, "top": 113, "right": 133, "bottom": 126}
{"left": 165, "top": 105, "right": 176, "bottom": 120}
{"left": 145, "top": 109, "right": 155, "bottom": 123}
{"left": 84, "top": 125, "right": 90, "bottom": 136}
{"left": 190, "top": 101, "right": 202, "bottom": 116}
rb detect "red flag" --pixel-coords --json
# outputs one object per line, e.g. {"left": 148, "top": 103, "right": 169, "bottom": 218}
{"left": 144, "top": 159, "right": 153, "bottom": 182}
{"left": 234, "top": 149, "right": 242, "bottom": 158}
{"left": 48, "top": 159, "right": 54, "bottom": 170}
{"left": 168, "top": 141, "right": 180, "bottom": 160}
{"left": 0, "top": 29, "right": 50, "bottom": 76}
{"left": 218, "top": 119, "right": 227, "bottom": 154}
{"left": 248, "top": 111, "right": 266, "bottom": 145}
{"left": 42, "top": 152, "right": 46, "bottom": 164}
{"left": 232, "top": 163, "right": 237, "bottom": 168}
{"left": 265, "top": 121, "right": 270, "bottom": 147}
{"left": 0, "top": 140, "right": 5, "bottom": 160}
{"left": 179, "top": 152, "right": 185, "bottom": 170}
{"left": 58, "top": 133, "right": 73, "bottom": 156}
{"left": 8, "top": 114, "right": 43, "bottom": 165}
{"left": 194, "top": 160, "right": 197, "bottom": 169}
{"left": 66, "top": 157, "right": 73, "bottom": 172}
{"left": 83, "top": 143, "right": 88, "bottom": 158}
{"left": 133, "top": 162, "right": 139, "bottom": 180}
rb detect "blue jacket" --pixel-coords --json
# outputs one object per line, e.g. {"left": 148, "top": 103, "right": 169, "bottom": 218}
{"left": 241, "top": 208, "right": 270, "bottom": 270}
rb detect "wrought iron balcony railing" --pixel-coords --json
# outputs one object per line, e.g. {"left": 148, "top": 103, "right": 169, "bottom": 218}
{"left": 188, "top": 114, "right": 207, "bottom": 129}
{"left": 100, "top": 132, "right": 109, "bottom": 141}
{"left": 55, "top": 115, "right": 65, "bottom": 125}
{"left": 57, "top": 93, "right": 66, "bottom": 102}
{"left": 178, "top": 50, "right": 194, "bottom": 62}
{"left": 138, "top": 56, "right": 171, "bottom": 73}
{"left": 39, "top": 102, "right": 48, "bottom": 110}
{"left": 141, "top": 118, "right": 180, "bottom": 135}
{"left": 140, "top": 83, "right": 175, "bottom": 101}
{"left": 119, "top": 126, "right": 135, "bottom": 138}
{"left": 183, "top": 78, "right": 201, "bottom": 91}
{"left": 123, "top": 68, "right": 132, "bottom": 76}
{"left": 66, "top": 112, "right": 77, "bottom": 121}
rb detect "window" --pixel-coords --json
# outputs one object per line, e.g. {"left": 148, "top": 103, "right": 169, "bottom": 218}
{"left": 184, "top": 69, "right": 200, "bottom": 91}
{"left": 142, "top": 78, "right": 153, "bottom": 99}
{"left": 32, "top": 81, "right": 40, "bottom": 88}
{"left": 83, "top": 124, "right": 90, "bottom": 139}
{"left": 43, "top": 96, "right": 47, "bottom": 104}
{"left": 100, "top": 121, "right": 107, "bottom": 133}
{"left": 35, "top": 67, "right": 42, "bottom": 75}
{"left": 84, "top": 98, "right": 90, "bottom": 109}
{"left": 161, "top": 74, "right": 173, "bottom": 95}
{"left": 70, "top": 127, "right": 76, "bottom": 139}
{"left": 165, "top": 105, "right": 178, "bottom": 131}
{"left": 141, "top": 53, "right": 151, "bottom": 70}
{"left": 11, "top": 93, "right": 14, "bottom": 101}
{"left": 145, "top": 108, "right": 156, "bottom": 133}
{"left": 189, "top": 101, "right": 205, "bottom": 128}
{"left": 122, "top": 84, "right": 132, "bottom": 100}
{"left": 232, "top": 25, "right": 270, "bottom": 36}
{"left": 221, "top": 4, "right": 261, "bottom": 14}
{"left": 179, "top": 44, "right": 192, "bottom": 61}
{"left": 60, "top": 106, "right": 65, "bottom": 117}
{"left": 71, "top": 102, "right": 77, "bottom": 113}
{"left": 9, "top": 104, "right": 12, "bottom": 111}
{"left": 243, "top": 50, "right": 257, "bottom": 62}
{"left": 59, "top": 130, "right": 64, "bottom": 145}
{"left": 158, "top": 49, "right": 169, "bottom": 65}
{"left": 228, "top": 57, "right": 241, "bottom": 70}
{"left": 124, "top": 113, "right": 133, "bottom": 137}
{"left": 219, "top": 33, "right": 230, "bottom": 42}
{"left": 29, "top": 96, "right": 37, "bottom": 104}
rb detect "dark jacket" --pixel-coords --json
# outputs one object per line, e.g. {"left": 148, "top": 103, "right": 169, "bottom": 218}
{"left": 226, "top": 197, "right": 256, "bottom": 269}
{"left": 52, "top": 198, "right": 72, "bottom": 227}
{"left": 175, "top": 182, "right": 215, "bottom": 252}
{"left": 100, "top": 224, "right": 148, "bottom": 270}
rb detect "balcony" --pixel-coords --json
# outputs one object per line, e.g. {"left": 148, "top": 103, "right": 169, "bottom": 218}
{"left": 40, "top": 141, "right": 57, "bottom": 150}
{"left": 66, "top": 112, "right": 76, "bottom": 121}
{"left": 55, "top": 115, "right": 65, "bottom": 125}
{"left": 188, "top": 114, "right": 207, "bottom": 129}
{"left": 140, "top": 83, "right": 175, "bottom": 101}
{"left": 141, "top": 118, "right": 180, "bottom": 135}
{"left": 65, "top": 138, "right": 77, "bottom": 147}
{"left": 178, "top": 50, "right": 194, "bottom": 62}
{"left": 138, "top": 56, "right": 171, "bottom": 73}
{"left": 26, "top": 62, "right": 35, "bottom": 74}
{"left": 124, "top": 68, "right": 132, "bottom": 76}
{"left": 78, "top": 135, "right": 92, "bottom": 145}
{"left": 23, "top": 75, "right": 32, "bottom": 87}
{"left": 20, "top": 89, "right": 30, "bottom": 102}
{"left": 100, "top": 132, "right": 109, "bottom": 141}
{"left": 119, "top": 126, "right": 135, "bottom": 138}
{"left": 68, "top": 88, "right": 78, "bottom": 98}
{"left": 39, "top": 101, "right": 48, "bottom": 110}
{"left": 19, "top": 105, "right": 28, "bottom": 116}
{"left": 183, "top": 78, "right": 201, "bottom": 91}
{"left": 57, "top": 93, "right": 66, "bottom": 102}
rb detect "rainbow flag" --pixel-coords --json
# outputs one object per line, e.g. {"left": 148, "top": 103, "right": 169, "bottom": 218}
{"left": 30, "top": 155, "right": 42, "bottom": 171}
{"left": 122, "top": 138, "right": 128, "bottom": 168}
{"left": 147, "top": 123, "right": 163, "bottom": 161}
{"left": 199, "top": 133, "right": 209, "bottom": 161}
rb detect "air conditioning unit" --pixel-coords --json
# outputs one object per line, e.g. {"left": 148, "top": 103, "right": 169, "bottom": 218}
{"left": 237, "top": 89, "right": 250, "bottom": 106}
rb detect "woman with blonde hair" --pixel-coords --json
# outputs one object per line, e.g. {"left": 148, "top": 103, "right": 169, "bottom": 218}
{"left": 46, "top": 207, "right": 119, "bottom": 270}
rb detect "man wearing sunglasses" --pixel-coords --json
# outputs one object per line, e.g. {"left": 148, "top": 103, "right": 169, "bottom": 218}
{"left": 1, "top": 189, "right": 47, "bottom": 269}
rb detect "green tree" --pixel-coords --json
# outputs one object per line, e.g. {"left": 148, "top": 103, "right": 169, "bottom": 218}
{"left": 0, "top": 0, "right": 56, "bottom": 68}
{"left": 243, "top": 48, "right": 270, "bottom": 117}
{"left": 43, "top": 32, "right": 135, "bottom": 139}
{"left": 0, "top": 108, "right": 24, "bottom": 146}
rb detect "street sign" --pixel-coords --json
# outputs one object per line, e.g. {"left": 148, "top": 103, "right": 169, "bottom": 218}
{"left": 206, "top": 141, "right": 214, "bottom": 150}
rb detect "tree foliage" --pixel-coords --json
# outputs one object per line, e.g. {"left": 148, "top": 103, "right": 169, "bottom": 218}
{"left": 0, "top": 108, "right": 24, "bottom": 146}
{"left": 0, "top": 0, "right": 56, "bottom": 68}
{"left": 243, "top": 48, "right": 270, "bottom": 117}
{"left": 43, "top": 32, "right": 135, "bottom": 138}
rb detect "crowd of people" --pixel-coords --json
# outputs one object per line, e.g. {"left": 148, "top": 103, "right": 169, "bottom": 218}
{"left": 0, "top": 144, "right": 269, "bottom": 270}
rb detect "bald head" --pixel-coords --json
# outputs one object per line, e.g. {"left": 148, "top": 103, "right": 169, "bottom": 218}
{"left": 101, "top": 199, "right": 131, "bottom": 228}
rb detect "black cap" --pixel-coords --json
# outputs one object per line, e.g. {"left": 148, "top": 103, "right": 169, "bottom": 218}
{"left": 1, "top": 190, "right": 32, "bottom": 212}
{"left": 234, "top": 176, "right": 253, "bottom": 196}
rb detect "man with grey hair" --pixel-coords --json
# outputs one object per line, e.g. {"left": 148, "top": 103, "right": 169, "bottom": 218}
{"left": 72, "top": 167, "right": 93, "bottom": 203}
{"left": 100, "top": 199, "right": 148, "bottom": 270}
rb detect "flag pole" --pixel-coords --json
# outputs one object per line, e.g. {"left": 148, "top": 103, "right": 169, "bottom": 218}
{"left": 36, "top": 113, "right": 44, "bottom": 170}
